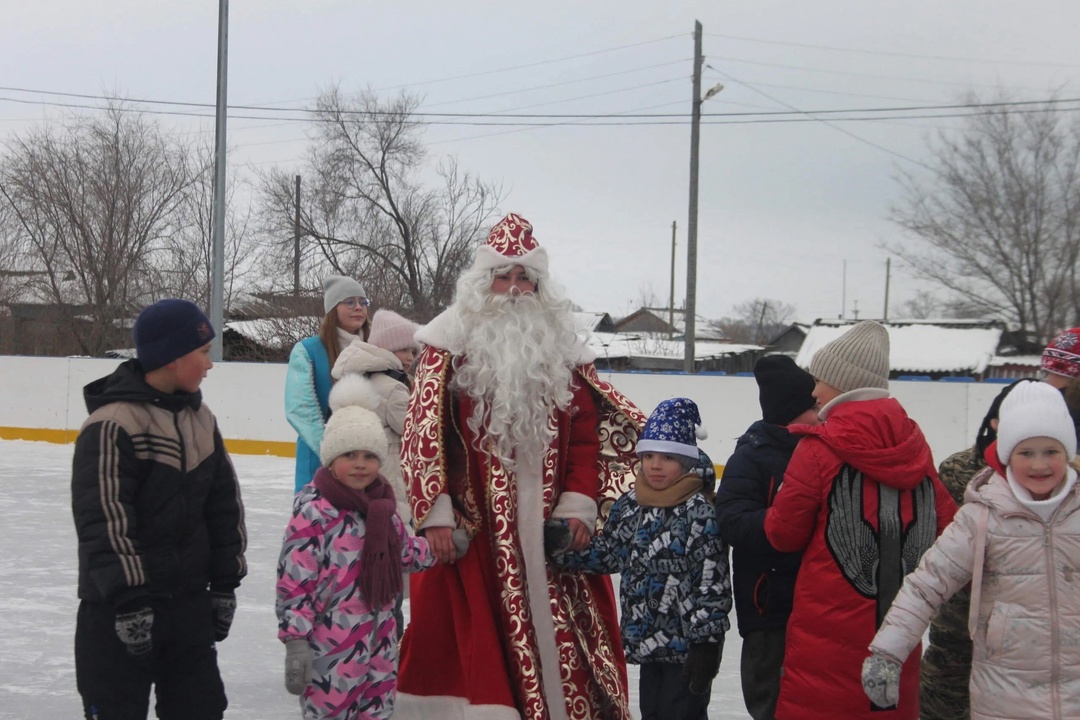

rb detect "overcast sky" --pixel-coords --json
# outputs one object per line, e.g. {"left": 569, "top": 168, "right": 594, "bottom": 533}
{"left": 4, "top": 1, "right": 1079, "bottom": 324}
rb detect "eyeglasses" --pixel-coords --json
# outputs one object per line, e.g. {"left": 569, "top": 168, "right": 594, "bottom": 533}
{"left": 341, "top": 297, "right": 370, "bottom": 309}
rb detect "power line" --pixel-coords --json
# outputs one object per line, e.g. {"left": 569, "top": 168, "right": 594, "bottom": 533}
{"left": 704, "top": 54, "right": 1054, "bottom": 92}
{"left": 1, "top": 84, "right": 1077, "bottom": 121}
{"left": 703, "top": 32, "right": 1080, "bottom": 68}
{"left": 706, "top": 66, "right": 935, "bottom": 171}
{"left": 370, "top": 33, "right": 687, "bottom": 90}
{"left": 422, "top": 59, "right": 689, "bottom": 108}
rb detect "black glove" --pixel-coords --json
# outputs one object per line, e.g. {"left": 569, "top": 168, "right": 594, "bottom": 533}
{"left": 543, "top": 519, "right": 572, "bottom": 556}
{"left": 115, "top": 606, "right": 154, "bottom": 656}
{"left": 682, "top": 641, "right": 722, "bottom": 695}
{"left": 210, "top": 591, "right": 237, "bottom": 642}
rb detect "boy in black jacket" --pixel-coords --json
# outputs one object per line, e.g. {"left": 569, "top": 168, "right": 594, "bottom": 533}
{"left": 72, "top": 299, "right": 247, "bottom": 720}
{"left": 714, "top": 355, "right": 818, "bottom": 720}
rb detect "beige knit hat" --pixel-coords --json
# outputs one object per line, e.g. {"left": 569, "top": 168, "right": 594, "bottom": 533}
{"left": 320, "top": 374, "right": 388, "bottom": 466}
{"left": 808, "top": 321, "right": 890, "bottom": 393}
{"left": 367, "top": 309, "right": 419, "bottom": 353}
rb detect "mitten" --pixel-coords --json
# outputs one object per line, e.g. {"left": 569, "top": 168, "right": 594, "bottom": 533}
{"left": 543, "top": 519, "right": 572, "bottom": 556}
{"left": 285, "top": 639, "right": 314, "bottom": 695}
{"left": 210, "top": 591, "right": 237, "bottom": 642}
{"left": 115, "top": 606, "right": 154, "bottom": 656}
{"left": 682, "top": 641, "right": 722, "bottom": 695}
{"left": 862, "top": 652, "right": 901, "bottom": 708}
{"left": 451, "top": 528, "right": 469, "bottom": 557}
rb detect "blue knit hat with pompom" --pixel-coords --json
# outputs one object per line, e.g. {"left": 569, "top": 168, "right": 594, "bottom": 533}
{"left": 637, "top": 397, "right": 707, "bottom": 461}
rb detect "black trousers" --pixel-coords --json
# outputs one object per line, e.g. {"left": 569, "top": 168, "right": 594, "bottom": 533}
{"left": 638, "top": 661, "right": 711, "bottom": 720}
{"left": 740, "top": 627, "right": 786, "bottom": 720}
{"left": 75, "top": 597, "right": 227, "bottom": 720}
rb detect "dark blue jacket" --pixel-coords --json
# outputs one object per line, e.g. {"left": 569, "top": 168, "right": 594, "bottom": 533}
{"left": 714, "top": 419, "right": 802, "bottom": 636}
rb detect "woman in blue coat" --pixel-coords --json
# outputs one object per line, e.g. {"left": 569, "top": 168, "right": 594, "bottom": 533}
{"left": 284, "top": 275, "right": 370, "bottom": 492}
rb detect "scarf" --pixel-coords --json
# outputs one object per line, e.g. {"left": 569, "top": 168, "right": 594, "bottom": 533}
{"left": 313, "top": 467, "right": 402, "bottom": 608}
{"left": 634, "top": 471, "right": 703, "bottom": 508}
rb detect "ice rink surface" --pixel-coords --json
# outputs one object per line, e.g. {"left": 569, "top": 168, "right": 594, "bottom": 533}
{"left": 0, "top": 439, "right": 748, "bottom": 719}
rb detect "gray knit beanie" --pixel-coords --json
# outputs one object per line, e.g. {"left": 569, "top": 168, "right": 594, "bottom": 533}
{"left": 322, "top": 275, "right": 367, "bottom": 314}
{"left": 808, "top": 321, "right": 890, "bottom": 393}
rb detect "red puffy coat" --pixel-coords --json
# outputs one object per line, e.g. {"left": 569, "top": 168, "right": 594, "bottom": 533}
{"left": 765, "top": 392, "right": 957, "bottom": 720}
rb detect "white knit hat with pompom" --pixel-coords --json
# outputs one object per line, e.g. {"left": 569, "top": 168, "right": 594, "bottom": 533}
{"left": 320, "top": 374, "right": 388, "bottom": 466}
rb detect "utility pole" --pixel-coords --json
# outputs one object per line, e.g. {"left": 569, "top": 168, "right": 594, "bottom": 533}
{"left": 683, "top": 19, "right": 703, "bottom": 374}
{"left": 883, "top": 257, "right": 891, "bottom": 321}
{"left": 841, "top": 259, "right": 847, "bottom": 319}
{"left": 293, "top": 175, "right": 301, "bottom": 298}
{"left": 669, "top": 220, "right": 677, "bottom": 339}
{"left": 209, "top": 0, "right": 229, "bottom": 361}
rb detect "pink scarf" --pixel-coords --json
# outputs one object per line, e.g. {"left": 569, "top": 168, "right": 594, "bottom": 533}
{"left": 313, "top": 467, "right": 402, "bottom": 608}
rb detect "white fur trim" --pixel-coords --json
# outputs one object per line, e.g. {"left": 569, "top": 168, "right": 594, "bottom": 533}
{"left": 636, "top": 438, "right": 699, "bottom": 460}
{"left": 393, "top": 693, "right": 520, "bottom": 720}
{"left": 818, "top": 386, "right": 891, "bottom": 420}
{"left": 471, "top": 244, "right": 549, "bottom": 274}
{"left": 550, "top": 491, "right": 598, "bottom": 534}
{"left": 417, "top": 493, "right": 454, "bottom": 530}
{"left": 328, "top": 373, "right": 381, "bottom": 413}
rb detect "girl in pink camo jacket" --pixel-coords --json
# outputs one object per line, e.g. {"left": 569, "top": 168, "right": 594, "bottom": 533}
{"left": 276, "top": 375, "right": 435, "bottom": 719}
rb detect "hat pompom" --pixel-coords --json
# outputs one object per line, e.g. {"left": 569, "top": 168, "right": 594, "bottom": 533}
{"left": 329, "top": 373, "right": 380, "bottom": 414}
{"left": 695, "top": 424, "right": 708, "bottom": 441}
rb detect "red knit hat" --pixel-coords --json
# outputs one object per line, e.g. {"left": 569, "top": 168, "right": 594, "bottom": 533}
{"left": 1042, "top": 328, "right": 1080, "bottom": 379}
{"left": 470, "top": 213, "right": 549, "bottom": 274}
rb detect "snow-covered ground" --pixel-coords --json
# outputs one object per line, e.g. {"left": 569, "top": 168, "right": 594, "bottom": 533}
{"left": 0, "top": 439, "right": 748, "bottom": 719}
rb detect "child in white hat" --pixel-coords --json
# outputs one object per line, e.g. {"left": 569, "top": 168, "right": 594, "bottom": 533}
{"left": 863, "top": 381, "right": 1080, "bottom": 719}
{"left": 332, "top": 309, "right": 421, "bottom": 527}
{"left": 276, "top": 375, "right": 437, "bottom": 720}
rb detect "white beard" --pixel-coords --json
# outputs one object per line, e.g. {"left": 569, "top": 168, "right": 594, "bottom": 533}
{"left": 448, "top": 292, "right": 580, "bottom": 469}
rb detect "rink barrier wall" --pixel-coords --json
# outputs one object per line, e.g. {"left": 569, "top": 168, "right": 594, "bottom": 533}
{"left": 0, "top": 355, "right": 1005, "bottom": 468}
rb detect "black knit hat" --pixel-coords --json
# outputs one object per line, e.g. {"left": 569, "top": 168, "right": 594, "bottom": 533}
{"left": 132, "top": 299, "right": 216, "bottom": 371}
{"left": 754, "top": 355, "right": 817, "bottom": 425}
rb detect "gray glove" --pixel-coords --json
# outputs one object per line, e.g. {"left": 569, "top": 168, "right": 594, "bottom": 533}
{"left": 451, "top": 528, "right": 469, "bottom": 557}
{"left": 285, "top": 639, "right": 314, "bottom": 695}
{"left": 862, "top": 652, "right": 901, "bottom": 709}
{"left": 210, "top": 591, "right": 237, "bottom": 642}
{"left": 115, "top": 606, "right": 154, "bottom": 656}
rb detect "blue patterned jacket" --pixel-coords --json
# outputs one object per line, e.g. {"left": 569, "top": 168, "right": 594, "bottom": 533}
{"left": 555, "top": 481, "right": 732, "bottom": 664}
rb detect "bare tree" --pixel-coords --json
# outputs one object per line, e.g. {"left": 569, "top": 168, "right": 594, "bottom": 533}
{"left": 152, "top": 138, "right": 261, "bottom": 312}
{"left": 716, "top": 297, "right": 796, "bottom": 344}
{"left": 258, "top": 87, "right": 504, "bottom": 320}
{"left": 887, "top": 94, "right": 1080, "bottom": 345}
{"left": 0, "top": 103, "right": 193, "bottom": 355}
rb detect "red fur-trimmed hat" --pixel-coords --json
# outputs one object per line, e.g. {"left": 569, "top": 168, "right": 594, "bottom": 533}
{"left": 470, "top": 213, "right": 549, "bottom": 274}
{"left": 1042, "top": 328, "right": 1080, "bottom": 379}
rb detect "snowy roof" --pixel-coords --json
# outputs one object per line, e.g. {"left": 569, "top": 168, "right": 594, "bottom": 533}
{"left": 585, "top": 331, "right": 760, "bottom": 360}
{"left": 988, "top": 355, "right": 1042, "bottom": 368}
{"left": 572, "top": 312, "right": 610, "bottom": 333}
{"left": 225, "top": 318, "right": 319, "bottom": 347}
{"left": 795, "top": 321, "right": 1004, "bottom": 374}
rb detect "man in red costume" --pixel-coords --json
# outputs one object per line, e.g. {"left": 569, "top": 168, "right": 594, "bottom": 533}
{"left": 395, "top": 213, "right": 645, "bottom": 720}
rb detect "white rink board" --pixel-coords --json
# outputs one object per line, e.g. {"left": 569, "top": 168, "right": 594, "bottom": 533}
{"left": 0, "top": 354, "right": 1006, "bottom": 465}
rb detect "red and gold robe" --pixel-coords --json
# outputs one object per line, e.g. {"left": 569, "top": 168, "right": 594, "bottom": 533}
{"left": 396, "top": 344, "right": 645, "bottom": 720}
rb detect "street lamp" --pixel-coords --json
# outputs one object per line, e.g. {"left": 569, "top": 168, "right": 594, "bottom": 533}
{"left": 683, "top": 19, "right": 723, "bottom": 373}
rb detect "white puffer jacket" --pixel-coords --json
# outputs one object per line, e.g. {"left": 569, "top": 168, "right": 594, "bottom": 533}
{"left": 331, "top": 339, "right": 412, "bottom": 527}
{"left": 871, "top": 465, "right": 1080, "bottom": 720}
